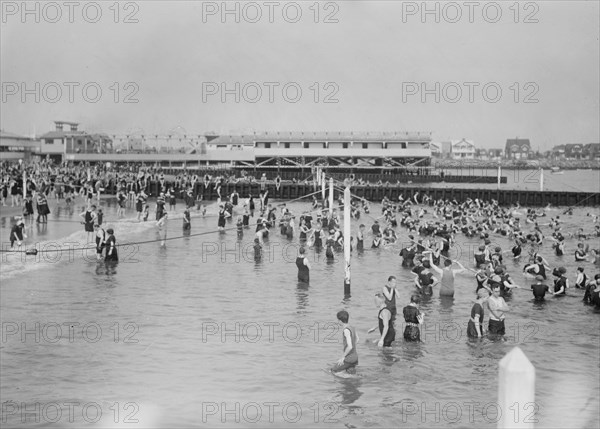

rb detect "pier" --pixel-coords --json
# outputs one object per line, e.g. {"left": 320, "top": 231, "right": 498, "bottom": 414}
{"left": 139, "top": 181, "right": 600, "bottom": 207}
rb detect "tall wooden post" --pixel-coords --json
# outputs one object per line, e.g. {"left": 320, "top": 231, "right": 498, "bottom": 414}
{"left": 328, "top": 177, "right": 334, "bottom": 216}
{"left": 343, "top": 187, "right": 351, "bottom": 296}
{"left": 497, "top": 164, "right": 501, "bottom": 189}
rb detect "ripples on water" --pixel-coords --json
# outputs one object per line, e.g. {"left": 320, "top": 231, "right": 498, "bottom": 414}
{"left": 1, "top": 200, "right": 599, "bottom": 428}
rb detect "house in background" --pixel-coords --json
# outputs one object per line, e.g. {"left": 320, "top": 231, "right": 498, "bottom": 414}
{"left": 488, "top": 148, "right": 504, "bottom": 159}
{"left": 550, "top": 145, "right": 565, "bottom": 159}
{"left": 475, "top": 148, "right": 488, "bottom": 159}
{"left": 584, "top": 143, "right": 600, "bottom": 160}
{"left": 38, "top": 121, "right": 113, "bottom": 161}
{"left": 450, "top": 138, "right": 476, "bottom": 159}
{"left": 505, "top": 138, "right": 531, "bottom": 159}
{"left": 564, "top": 143, "right": 584, "bottom": 159}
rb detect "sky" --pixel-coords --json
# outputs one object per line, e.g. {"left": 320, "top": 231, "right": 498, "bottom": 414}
{"left": 1, "top": 0, "right": 599, "bottom": 150}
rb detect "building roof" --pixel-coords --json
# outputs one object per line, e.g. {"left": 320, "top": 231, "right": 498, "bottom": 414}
{"left": 38, "top": 130, "right": 87, "bottom": 139}
{"left": 506, "top": 138, "right": 530, "bottom": 146}
{"left": 205, "top": 131, "right": 432, "bottom": 145}
{"left": 0, "top": 130, "right": 34, "bottom": 140}
{"left": 451, "top": 138, "right": 475, "bottom": 147}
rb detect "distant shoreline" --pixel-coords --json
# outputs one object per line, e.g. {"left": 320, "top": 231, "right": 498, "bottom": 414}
{"left": 432, "top": 159, "right": 600, "bottom": 170}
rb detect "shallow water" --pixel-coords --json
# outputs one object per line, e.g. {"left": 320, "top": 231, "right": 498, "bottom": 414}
{"left": 1, "top": 198, "right": 599, "bottom": 428}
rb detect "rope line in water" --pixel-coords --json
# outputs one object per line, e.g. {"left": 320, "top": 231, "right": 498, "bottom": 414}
{"left": 2, "top": 188, "right": 338, "bottom": 254}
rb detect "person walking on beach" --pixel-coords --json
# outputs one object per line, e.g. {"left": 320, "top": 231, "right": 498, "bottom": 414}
{"left": 331, "top": 310, "right": 358, "bottom": 375}
{"left": 104, "top": 228, "right": 118, "bottom": 262}
{"left": 467, "top": 288, "right": 490, "bottom": 338}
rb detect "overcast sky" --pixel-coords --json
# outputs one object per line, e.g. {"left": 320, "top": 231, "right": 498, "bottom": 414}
{"left": 1, "top": 0, "right": 598, "bottom": 149}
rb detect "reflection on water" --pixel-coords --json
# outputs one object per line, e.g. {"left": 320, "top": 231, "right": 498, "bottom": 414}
{"left": 296, "top": 281, "right": 309, "bottom": 312}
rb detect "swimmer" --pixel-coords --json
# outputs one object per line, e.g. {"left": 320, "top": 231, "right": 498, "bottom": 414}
{"left": 552, "top": 267, "right": 568, "bottom": 296}
{"left": 104, "top": 228, "right": 118, "bottom": 262}
{"left": 467, "top": 288, "right": 490, "bottom": 338}
{"left": 428, "top": 252, "right": 466, "bottom": 298}
{"left": 80, "top": 205, "right": 97, "bottom": 242}
{"left": 531, "top": 275, "right": 550, "bottom": 301}
{"left": 296, "top": 247, "right": 310, "bottom": 283}
{"left": 183, "top": 206, "right": 191, "bottom": 231}
{"left": 368, "top": 293, "right": 395, "bottom": 347}
{"left": 487, "top": 285, "right": 509, "bottom": 337}
{"left": 575, "top": 267, "right": 588, "bottom": 289}
{"left": 402, "top": 295, "right": 424, "bottom": 342}
{"left": 382, "top": 276, "right": 398, "bottom": 321}
{"left": 253, "top": 238, "right": 262, "bottom": 261}
{"left": 583, "top": 274, "right": 600, "bottom": 306}
{"left": 236, "top": 216, "right": 243, "bottom": 238}
{"left": 94, "top": 224, "right": 105, "bottom": 260}
{"left": 331, "top": 310, "right": 358, "bottom": 375}
{"left": 10, "top": 219, "right": 27, "bottom": 248}
{"left": 156, "top": 212, "right": 168, "bottom": 246}
{"left": 217, "top": 204, "right": 231, "bottom": 231}
{"left": 574, "top": 242, "right": 589, "bottom": 262}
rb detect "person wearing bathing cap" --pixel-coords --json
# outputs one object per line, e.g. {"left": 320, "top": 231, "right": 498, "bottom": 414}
{"left": 552, "top": 267, "right": 568, "bottom": 296}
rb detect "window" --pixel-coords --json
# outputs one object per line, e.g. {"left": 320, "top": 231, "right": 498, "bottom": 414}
{"left": 342, "top": 143, "right": 348, "bottom": 149}
{"left": 362, "top": 143, "right": 368, "bottom": 149}
{"left": 284, "top": 142, "right": 290, "bottom": 149}
{"left": 264, "top": 143, "right": 271, "bottom": 149}
{"left": 45, "top": 139, "right": 53, "bottom": 144}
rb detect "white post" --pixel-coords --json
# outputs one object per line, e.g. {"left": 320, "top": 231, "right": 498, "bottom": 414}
{"left": 22, "top": 171, "right": 27, "bottom": 200}
{"left": 497, "top": 164, "right": 501, "bottom": 190}
{"left": 539, "top": 168, "right": 544, "bottom": 192}
{"left": 343, "top": 187, "right": 351, "bottom": 295}
{"left": 321, "top": 172, "right": 326, "bottom": 203}
{"left": 328, "top": 177, "right": 334, "bottom": 216}
{"left": 498, "top": 347, "right": 535, "bottom": 429}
